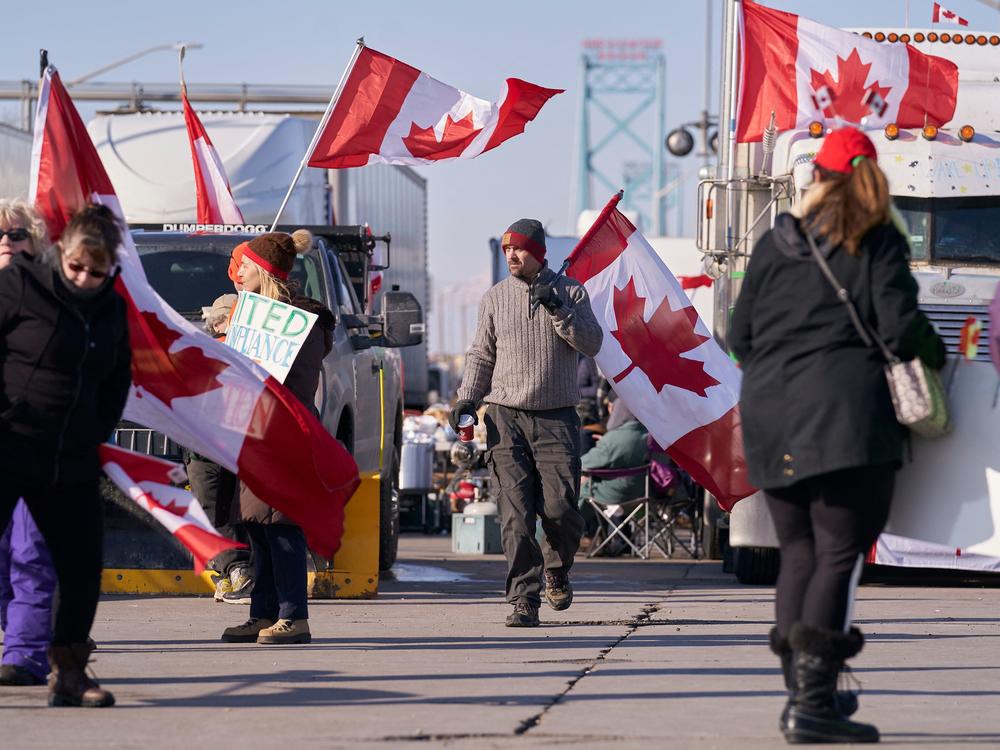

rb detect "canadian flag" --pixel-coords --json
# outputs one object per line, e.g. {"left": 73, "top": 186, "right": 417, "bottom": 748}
{"left": 737, "top": 0, "right": 959, "bottom": 142}
{"left": 566, "top": 194, "right": 755, "bottom": 509}
{"left": 30, "top": 65, "right": 359, "bottom": 559}
{"left": 307, "top": 45, "right": 562, "bottom": 168}
{"left": 100, "top": 445, "right": 244, "bottom": 572}
{"left": 933, "top": 2, "right": 969, "bottom": 26}
{"left": 182, "top": 89, "right": 245, "bottom": 225}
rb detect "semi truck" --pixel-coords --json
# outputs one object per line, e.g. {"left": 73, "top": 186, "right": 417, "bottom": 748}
{"left": 706, "top": 16, "right": 1000, "bottom": 582}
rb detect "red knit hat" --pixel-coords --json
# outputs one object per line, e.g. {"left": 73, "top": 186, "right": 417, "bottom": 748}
{"left": 814, "top": 127, "right": 878, "bottom": 175}
{"left": 502, "top": 218, "right": 546, "bottom": 264}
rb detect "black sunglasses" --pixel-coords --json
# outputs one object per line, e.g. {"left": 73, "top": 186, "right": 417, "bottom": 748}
{"left": 0, "top": 229, "right": 30, "bottom": 242}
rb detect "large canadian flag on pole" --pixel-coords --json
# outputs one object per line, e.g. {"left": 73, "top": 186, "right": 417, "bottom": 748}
{"left": 30, "top": 65, "right": 359, "bottom": 558}
{"left": 100, "top": 445, "right": 245, "bottom": 573}
{"left": 182, "top": 92, "right": 244, "bottom": 225}
{"left": 737, "top": 0, "right": 959, "bottom": 142}
{"left": 567, "top": 194, "right": 755, "bottom": 509}
{"left": 306, "top": 45, "right": 562, "bottom": 167}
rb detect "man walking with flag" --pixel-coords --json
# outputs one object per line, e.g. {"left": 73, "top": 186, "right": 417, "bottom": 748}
{"left": 450, "top": 220, "right": 602, "bottom": 627}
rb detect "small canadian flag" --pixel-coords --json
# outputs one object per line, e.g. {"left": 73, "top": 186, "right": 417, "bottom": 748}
{"left": 933, "top": 2, "right": 969, "bottom": 26}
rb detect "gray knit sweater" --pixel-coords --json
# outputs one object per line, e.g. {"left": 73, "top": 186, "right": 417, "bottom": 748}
{"left": 457, "top": 267, "right": 603, "bottom": 411}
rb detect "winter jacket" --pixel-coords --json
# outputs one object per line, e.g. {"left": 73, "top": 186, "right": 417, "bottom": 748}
{"left": 581, "top": 420, "right": 649, "bottom": 505}
{"left": 730, "top": 214, "right": 945, "bottom": 490}
{"left": 234, "top": 296, "right": 335, "bottom": 525}
{"left": 458, "top": 265, "right": 604, "bottom": 411}
{"left": 0, "top": 253, "right": 131, "bottom": 485}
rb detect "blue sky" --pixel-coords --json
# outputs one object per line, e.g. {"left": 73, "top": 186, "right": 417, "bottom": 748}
{"left": 6, "top": 0, "right": 997, "bottom": 287}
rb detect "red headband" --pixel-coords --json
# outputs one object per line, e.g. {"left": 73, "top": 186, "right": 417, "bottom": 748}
{"left": 502, "top": 231, "right": 545, "bottom": 263}
{"left": 242, "top": 244, "right": 290, "bottom": 281}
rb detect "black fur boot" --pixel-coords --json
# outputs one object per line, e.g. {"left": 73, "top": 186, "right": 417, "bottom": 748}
{"left": 783, "top": 623, "right": 878, "bottom": 744}
{"left": 770, "top": 626, "right": 859, "bottom": 732}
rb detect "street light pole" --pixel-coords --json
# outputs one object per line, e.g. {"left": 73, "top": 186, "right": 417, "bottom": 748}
{"left": 69, "top": 42, "right": 203, "bottom": 86}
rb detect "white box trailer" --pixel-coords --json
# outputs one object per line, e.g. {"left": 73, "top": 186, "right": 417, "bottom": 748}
{"left": 332, "top": 165, "right": 429, "bottom": 409}
{"left": 0, "top": 123, "right": 31, "bottom": 199}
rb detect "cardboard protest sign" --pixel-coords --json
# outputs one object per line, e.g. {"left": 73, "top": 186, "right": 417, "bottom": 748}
{"left": 225, "top": 291, "right": 317, "bottom": 383}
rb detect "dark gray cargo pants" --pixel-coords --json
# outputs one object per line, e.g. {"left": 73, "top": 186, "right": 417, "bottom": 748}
{"left": 484, "top": 404, "right": 585, "bottom": 607}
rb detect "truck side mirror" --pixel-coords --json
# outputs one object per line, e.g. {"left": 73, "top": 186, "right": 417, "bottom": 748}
{"left": 380, "top": 291, "right": 424, "bottom": 348}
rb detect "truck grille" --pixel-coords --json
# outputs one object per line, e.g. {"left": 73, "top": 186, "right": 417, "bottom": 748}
{"left": 920, "top": 303, "right": 991, "bottom": 363}
{"left": 112, "top": 421, "right": 182, "bottom": 459}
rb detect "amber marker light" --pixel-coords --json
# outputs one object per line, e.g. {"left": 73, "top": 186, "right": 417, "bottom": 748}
{"left": 966, "top": 35, "right": 976, "bottom": 44}
{"left": 914, "top": 32, "right": 926, "bottom": 42}
{"left": 977, "top": 36, "right": 988, "bottom": 45}
{"left": 808, "top": 121, "right": 825, "bottom": 138}
{"left": 991, "top": 35, "right": 1000, "bottom": 45}
{"left": 900, "top": 34, "right": 911, "bottom": 43}
{"left": 928, "top": 32, "right": 939, "bottom": 42}
{"left": 884, "top": 123, "right": 900, "bottom": 140}
{"left": 875, "top": 32, "right": 887, "bottom": 42}
{"left": 959, "top": 125, "right": 975, "bottom": 142}
{"left": 922, "top": 124, "right": 939, "bottom": 140}
{"left": 941, "top": 33, "right": 952, "bottom": 42}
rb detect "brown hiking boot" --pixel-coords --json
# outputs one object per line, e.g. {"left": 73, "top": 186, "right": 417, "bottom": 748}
{"left": 505, "top": 602, "right": 540, "bottom": 627}
{"left": 221, "top": 617, "right": 274, "bottom": 643}
{"left": 544, "top": 569, "right": 573, "bottom": 611}
{"left": 47, "top": 643, "right": 115, "bottom": 708}
{"left": 257, "top": 619, "right": 311, "bottom": 644}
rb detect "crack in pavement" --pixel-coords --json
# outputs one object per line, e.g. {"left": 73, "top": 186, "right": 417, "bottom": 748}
{"left": 513, "top": 581, "right": 681, "bottom": 736}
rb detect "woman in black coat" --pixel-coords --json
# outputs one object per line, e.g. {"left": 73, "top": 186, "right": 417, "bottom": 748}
{"left": 0, "top": 204, "right": 132, "bottom": 707}
{"left": 730, "top": 128, "right": 945, "bottom": 744}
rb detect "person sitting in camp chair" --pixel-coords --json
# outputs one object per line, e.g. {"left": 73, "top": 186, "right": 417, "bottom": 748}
{"left": 579, "top": 402, "right": 650, "bottom": 556}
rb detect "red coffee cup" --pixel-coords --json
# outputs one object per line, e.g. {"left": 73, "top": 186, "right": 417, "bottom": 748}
{"left": 458, "top": 414, "right": 475, "bottom": 442}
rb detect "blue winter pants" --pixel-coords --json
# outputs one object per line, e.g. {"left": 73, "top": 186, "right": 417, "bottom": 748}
{"left": 246, "top": 523, "right": 308, "bottom": 621}
{"left": 0, "top": 501, "right": 56, "bottom": 680}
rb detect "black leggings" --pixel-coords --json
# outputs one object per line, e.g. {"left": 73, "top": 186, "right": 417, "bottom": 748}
{"left": 765, "top": 465, "right": 894, "bottom": 637}
{"left": 0, "top": 480, "right": 102, "bottom": 646}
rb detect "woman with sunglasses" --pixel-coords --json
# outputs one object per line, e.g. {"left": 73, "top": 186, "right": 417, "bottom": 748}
{"left": 221, "top": 229, "right": 335, "bottom": 646}
{"left": 0, "top": 200, "right": 59, "bottom": 688}
{"left": 0, "top": 202, "right": 132, "bottom": 707}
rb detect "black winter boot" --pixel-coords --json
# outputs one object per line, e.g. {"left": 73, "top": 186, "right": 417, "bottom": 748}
{"left": 770, "top": 627, "right": 859, "bottom": 732}
{"left": 783, "top": 624, "right": 878, "bottom": 744}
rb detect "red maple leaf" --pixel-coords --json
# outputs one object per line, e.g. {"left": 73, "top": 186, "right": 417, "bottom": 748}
{"left": 402, "top": 111, "right": 483, "bottom": 160}
{"left": 129, "top": 307, "right": 228, "bottom": 407}
{"left": 145, "top": 493, "right": 188, "bottom": 518}
{"left": 809, "top": 49, "right": 892, "bottom": 123}
{"left": 610, "top": 278, "right": 719, "bottom": 398}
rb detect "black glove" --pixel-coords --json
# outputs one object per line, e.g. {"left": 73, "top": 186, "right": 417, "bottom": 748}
{"left": 448, "top": 399, "right": 479, "bottom": 432}
{"left": 530, "top": 280, "right": 563, "bottom": 313}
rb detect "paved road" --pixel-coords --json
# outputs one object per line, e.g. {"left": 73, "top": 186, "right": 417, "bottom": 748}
{"left": 2, "top": 535, "right": 999, "bottom": 749}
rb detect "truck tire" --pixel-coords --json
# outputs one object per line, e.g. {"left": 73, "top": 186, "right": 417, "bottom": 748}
{"left": 733, "top": 546, "right": 780, "bottom": 585}
{"left": 378, "top": 445, "right": 400, "bottom": 572}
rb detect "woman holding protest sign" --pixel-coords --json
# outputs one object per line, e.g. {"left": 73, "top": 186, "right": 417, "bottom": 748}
{"left": 731, "top": 128, "right": 945, "bottom": 744}
{"left": 0, "top": 203, "right": 132, "bottom": 707}
{"left": 221, "top": 230, "right": 335, "bottom": 646}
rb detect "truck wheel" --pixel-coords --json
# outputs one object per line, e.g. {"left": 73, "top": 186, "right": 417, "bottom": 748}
{"left": 378, "top": 446, "right": 400, "bottom": 572}
{"left": 733, "top": 546, "right": 780, "bottom": 585}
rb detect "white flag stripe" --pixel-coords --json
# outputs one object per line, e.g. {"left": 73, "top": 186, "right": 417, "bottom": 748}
{"left": 584, "top": 230, "right": 740, "bottom": 448}
{"left": 793, "top": 15, "right": 909, "bottom": 129}
{"left": 192, "top": 136, "right": 244, "bottom": 224}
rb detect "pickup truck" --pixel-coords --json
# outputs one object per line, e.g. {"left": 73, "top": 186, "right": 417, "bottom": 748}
{"left": 109, "top": 224, "right": 422, "bottom": 573}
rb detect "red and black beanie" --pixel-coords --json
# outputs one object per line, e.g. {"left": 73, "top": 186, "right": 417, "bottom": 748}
{"left": 502, "top": 218, "right": 546, "bottom": 264}
{"left": 234, "top": 231, "right": 310, "bottom": 281}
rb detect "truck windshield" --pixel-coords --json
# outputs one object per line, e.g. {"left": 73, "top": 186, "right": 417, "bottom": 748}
{"left": 895, "top": 195, "right": 1000, "bottom": 264}
{"left": 133, "top": 236, "right": 327, "bottom": 318}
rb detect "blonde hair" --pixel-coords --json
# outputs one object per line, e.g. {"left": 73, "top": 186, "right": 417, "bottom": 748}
{"left": 799, "top": 159, "right": 890, "bottom": 256}
{"left": 0, "top": 199, "right": 48, "bottom": 254}
{"left": 248, "top": 229, "right": 312, "bottom": 302}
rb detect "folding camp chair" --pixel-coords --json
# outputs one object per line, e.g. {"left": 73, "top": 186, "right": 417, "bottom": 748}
{"left": 582, "top": 464, "right": 655, "bottom": 559}
{"left": 643, "top": 470, "right": 704, "bottom": 559}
